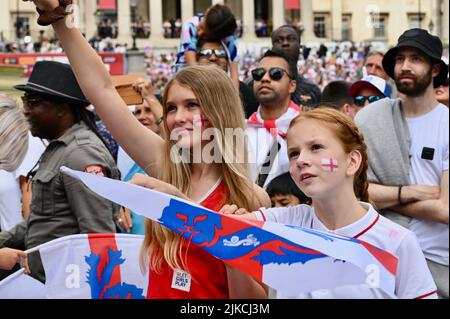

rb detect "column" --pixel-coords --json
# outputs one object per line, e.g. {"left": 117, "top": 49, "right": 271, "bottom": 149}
{"left": 117, "top": 0, "right": 131, "bottom": 45}
{"left": 272, "top": 0, "right": 285, "bottom": 30}
{"left": 83, "top": 0, "right": 97, "bottom": 39}
{"left": 443, "top": 0, "right": 449, "bottom": 45}
{"left": 242, "top": 0, "right": 256, "bottom": 40}
{"left": 181, "top": 0, "right": 194, "bottom": 23}
{"left": 331, "top": 0, "right": 342, "bottom": 41}
{"left": 301, "top": 0, "right": 315, "bottom": 43}
{"left": 149, "top": 0, "right": 163, "bottom": 41}
{"left": 0, "top": 0, "right": 11, "bottom": 40}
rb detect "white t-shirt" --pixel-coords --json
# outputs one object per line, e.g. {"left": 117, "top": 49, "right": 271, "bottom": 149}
{"left": 0, "top": 133, "right": 46, "bottom": 231}
{"left": 406, "top": 103, "right": 449, "bottom": 266}
{"left": 254, "top": 203, "right": 437, "bottom": 299}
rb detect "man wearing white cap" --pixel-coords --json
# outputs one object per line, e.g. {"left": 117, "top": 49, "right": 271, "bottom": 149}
{"left": 349, "top": 75, "right": 391, "bottom": 115}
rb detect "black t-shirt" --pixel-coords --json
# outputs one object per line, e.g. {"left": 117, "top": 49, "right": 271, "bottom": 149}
{"left": 293, "top": 75, "right": 321, "bottom": 108}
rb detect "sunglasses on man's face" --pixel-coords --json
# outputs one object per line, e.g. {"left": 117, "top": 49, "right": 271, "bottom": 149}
{"left": 353, "top": 95, "right": 383, "bottom": 107}
{"left": 252, "top": 67, "right": 291, "bottom": 82}
{"left": 198, "top": 48, "right": 228, "bottom": 59}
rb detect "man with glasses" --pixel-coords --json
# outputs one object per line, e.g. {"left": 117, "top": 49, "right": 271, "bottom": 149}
{"left": 0, "top": 61, "right": 120, "bottom": 283}
{"left": 246, "top": 50, "right": 300, "bottom": 189}
{"left": 196, "top": 39, "right": 258, "bottom": 117}
{"left": 348, "top": 75, "right": 391, "bottom": 117}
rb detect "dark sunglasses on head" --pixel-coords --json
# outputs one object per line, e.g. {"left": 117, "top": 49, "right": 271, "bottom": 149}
{"left": 198, "top": 48, "right": 228, "bottom": 59}
{"left": 252, "top": 67, "right": 291, "bottom": 82}
{"left": 353, "top": 95, "right": 382, "bottom": 107}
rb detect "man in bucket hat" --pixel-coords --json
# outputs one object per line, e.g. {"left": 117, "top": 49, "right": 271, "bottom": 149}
{"left": 355, "top": 29, "right": 449, "bottom": 299}
{"left": 0, "top": 61, "right": 121, "bottom": 283}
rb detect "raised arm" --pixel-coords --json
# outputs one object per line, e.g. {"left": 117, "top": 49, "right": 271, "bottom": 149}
{"left": 33, "top": 3, "right": 164, "bottom": 176}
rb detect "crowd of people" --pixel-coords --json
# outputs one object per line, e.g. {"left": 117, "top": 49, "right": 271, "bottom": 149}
{"left": 0, "top": 1, "right": 449, "bottom": 300}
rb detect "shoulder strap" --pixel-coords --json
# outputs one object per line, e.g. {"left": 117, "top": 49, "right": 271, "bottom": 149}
{"left": 257, "top": 141, "right": 281, "bottom": 188}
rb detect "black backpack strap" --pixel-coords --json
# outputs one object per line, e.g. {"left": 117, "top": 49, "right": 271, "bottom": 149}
{"left": 257, "top": 141, "right": 281, "bottom": 188}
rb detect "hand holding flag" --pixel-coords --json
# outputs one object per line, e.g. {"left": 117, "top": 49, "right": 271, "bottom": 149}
{"left": 60, "top": 167, "right": 399, "bottom": 298}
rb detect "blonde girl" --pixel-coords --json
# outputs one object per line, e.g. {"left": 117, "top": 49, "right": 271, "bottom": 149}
{"left": 31, "top": 0, "right": 269, "bottom": 299}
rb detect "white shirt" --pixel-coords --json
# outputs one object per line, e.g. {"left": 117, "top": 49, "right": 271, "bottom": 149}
{"left": 254, "top": 203, "right": 437, "bottom": 299}
{"left": 0, "top": 133, "right": 46, "bottom": 231}
{"left": 406, "top": 103, "right": 449, "bottom": 266}
{"left": 246, "top": 103, "right": 301, "bottom": 188}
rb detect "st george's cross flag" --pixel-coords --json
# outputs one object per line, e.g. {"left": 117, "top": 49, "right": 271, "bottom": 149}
{"left": 0, "top": 234, "right": 147, "bottom": 299}
{"left": 61, "top": 167, "right": 398, "bottom": 298}
{"left": 39, "top": 233, "right": 147, "bottom": 299}
{"left": 39, "top": 233, "right": 148, "bottom": 299}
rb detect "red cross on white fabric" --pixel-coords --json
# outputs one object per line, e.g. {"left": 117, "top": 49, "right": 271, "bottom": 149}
{"left": 321, "top": 158, "right": 339, "bottom": 172}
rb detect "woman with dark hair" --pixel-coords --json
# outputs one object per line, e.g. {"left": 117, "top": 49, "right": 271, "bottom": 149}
{"left": 175, "top": 4, "right": 239, "bottom": 89}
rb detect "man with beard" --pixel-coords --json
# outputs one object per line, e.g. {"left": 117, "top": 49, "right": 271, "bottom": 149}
{"left": 246, "top": 50, "right": 299, "bottom": 188}
{"left": 355, "top": 29, "right": 449, "bottom": 299}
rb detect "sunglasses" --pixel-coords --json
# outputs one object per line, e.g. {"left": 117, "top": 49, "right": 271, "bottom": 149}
{"left": 198, "top": 48, "right": 228, "bottom": 59}
{"left": 252, "top": 67, "right": 291, "bottom": 82}
{"left": 353, "top": 95, "right": 382, "bottom": 107}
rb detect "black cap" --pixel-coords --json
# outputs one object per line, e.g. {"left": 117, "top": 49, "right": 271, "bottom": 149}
{"left": 382, "top": 28, "right": 448, "bottom": 88}
{"left": 15, "top": 61, "right": 90, "bottom": 107}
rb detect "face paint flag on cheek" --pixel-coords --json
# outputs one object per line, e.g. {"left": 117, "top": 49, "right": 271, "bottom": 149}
{"left": 321, "top": 159, "right": 339, "bottom": 173}
{"left": 60, "top": 167, "right": 399, "bottom": 298}
{"left": 193, "top": 114, "right": 209, "bottom": 128}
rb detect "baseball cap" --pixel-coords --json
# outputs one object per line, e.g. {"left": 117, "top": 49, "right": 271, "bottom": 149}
{"left": 349, "top": 75, "right": 392, "bottom": 98}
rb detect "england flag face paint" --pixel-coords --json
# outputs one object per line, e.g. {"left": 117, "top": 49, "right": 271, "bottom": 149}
{"left": 193, "top": 114, "right": 209, "bottom": 128}
{"left": 321, "top": 158, "right": 339, "bottom": 172}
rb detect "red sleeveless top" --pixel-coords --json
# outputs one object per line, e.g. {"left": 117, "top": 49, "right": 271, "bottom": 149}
{"left": 147, "top": 178, "right": 230, "bottom": 299}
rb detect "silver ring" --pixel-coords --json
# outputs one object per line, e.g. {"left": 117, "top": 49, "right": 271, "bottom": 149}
{"left": 118, "top": 218, "right": 122, "bottom": 223}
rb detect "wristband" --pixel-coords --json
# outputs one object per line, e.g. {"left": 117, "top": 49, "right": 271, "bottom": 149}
{"left": 398, "top": 185, "right": 404, "bottom": 205}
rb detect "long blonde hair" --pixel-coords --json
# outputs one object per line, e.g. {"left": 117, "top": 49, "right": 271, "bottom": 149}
{"left": 140, "top": 65, "right": 260, "bottom": 273}
{"left": 0, "top": 97, "right": 29, "bottom": 172}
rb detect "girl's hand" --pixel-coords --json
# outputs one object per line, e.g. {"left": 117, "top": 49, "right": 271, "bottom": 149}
{"left": 27, "top": 0, "right": 59, "bottom": 11}
{"left": 129, "top": 174, "right": 184, "bottom": 199}
{"left": 219, "top": 204, "right": 249, "bottom": 215}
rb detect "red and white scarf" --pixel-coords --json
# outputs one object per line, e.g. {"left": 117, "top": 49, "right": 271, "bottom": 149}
{"left": 246, "top": 101, "right": 302, "bottom": 139}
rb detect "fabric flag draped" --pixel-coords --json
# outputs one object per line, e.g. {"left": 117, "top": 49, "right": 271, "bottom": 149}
{"left": 0, "top": 234, "right": 147, "bottom": 299}
{"left": 39, "top": 233, "right": 147, "bottom": 299}
{"left": 61, "top": 167, "right": 398, "bottom": 298}
{"left": 41, "top": 233, "right": 147, "bottom": 299}
{"left": 0, "top": 269, "right": 46, "bottom": 299}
